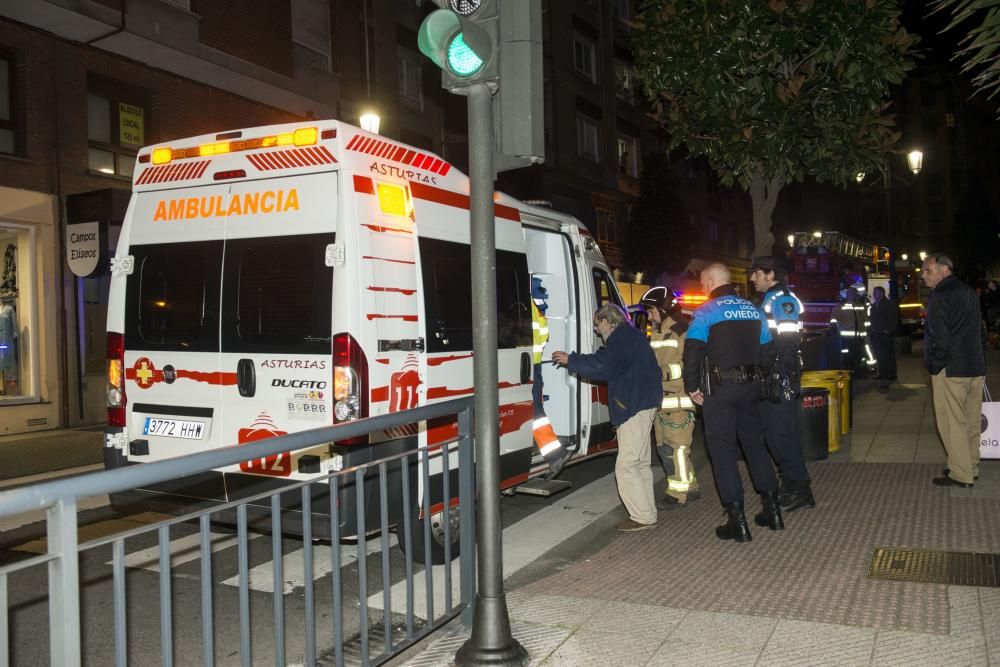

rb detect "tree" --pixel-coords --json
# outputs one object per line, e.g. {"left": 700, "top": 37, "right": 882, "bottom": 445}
{"left": 931, "top": 0, "right": 1000, "bottom": 111}
{"left": 632, "top": 0, "right": 918, "bottom": 257}
{"left": 624, "top": 152, "right": 697, "bottom": 276}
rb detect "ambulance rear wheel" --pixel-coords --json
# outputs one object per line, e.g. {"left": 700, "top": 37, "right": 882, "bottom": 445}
{"left": 403, "top": 504, "right": 461, "bottom": 565}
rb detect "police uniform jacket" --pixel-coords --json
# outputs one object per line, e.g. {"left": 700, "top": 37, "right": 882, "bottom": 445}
{"left": 650, "top": 312, "right": 694, "bottom": 413}
{"left": 565, "top": 321, "right": 661, "bottom": 427}
{"left": 682, "top": 284, "right": 773, "bottom": 393}
{"left": 761, "top": 282, "right": 803, "bottom": 386}
{"left": 924, "top": 274, "right": 986, "bottom": 377}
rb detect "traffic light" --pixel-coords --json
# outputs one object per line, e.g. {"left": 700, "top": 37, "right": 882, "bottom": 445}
{"left": 418, "top": 0, "right": 544, "bottom": 171}
{"left": 418, "top": 1, "right": 499, "bottom": 90}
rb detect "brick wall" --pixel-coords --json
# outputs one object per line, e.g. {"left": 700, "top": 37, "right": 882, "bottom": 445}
{"left": 193, "top": 0, "right": 293, "bottom": 77}
{"left": 0, "top": 19, "right": 303, "bottom": 199}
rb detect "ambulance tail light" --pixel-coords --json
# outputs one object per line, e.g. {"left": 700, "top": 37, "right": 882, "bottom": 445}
{"left": 107, "top": 333, "right": 126, "bottom": 427}
{"left": 333, "top": 333, "right": 369, "bottom": 445}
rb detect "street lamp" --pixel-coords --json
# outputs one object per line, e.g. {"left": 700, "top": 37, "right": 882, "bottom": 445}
{"left": 856, "top": 172, "right": 866, "bottom": 183}
{"left": 876, "top": 148, "right": 924, "bottom": 301}
{"left": 787, "top": 234, "right": 795, "bottom": 247}
{"left": 907, "top": 150, "right": 923, "bottom": 175}
{"left": 919, "top": 251, "right": 927, "bottom": 261}
{"left": 360, "top": 112, "right": 381, "bottom": 135}
{"left": 901, "top": 253, "right": 908, "bottom": 261}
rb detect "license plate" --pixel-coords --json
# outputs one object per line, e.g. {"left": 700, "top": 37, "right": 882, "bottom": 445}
{"left": 143, "top": 417, "right": 205, "bottom": 440}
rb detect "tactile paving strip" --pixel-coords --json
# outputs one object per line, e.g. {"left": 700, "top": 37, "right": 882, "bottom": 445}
{"left": 869, "top": 548, "right": 999, "bottom": 587}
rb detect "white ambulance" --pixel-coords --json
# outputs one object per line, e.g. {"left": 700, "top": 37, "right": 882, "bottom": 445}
{"left": 105, "top": 120, "right": 626, "bottom": 563}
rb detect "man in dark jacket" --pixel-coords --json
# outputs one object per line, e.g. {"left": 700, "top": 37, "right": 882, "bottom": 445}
{"left": 869, "top": 286, "right": 899, "bottom": 384}
{"left": 683, "top": 263, "right": 782, "bottom": 543}
{"left": 552, "top": 303, "right": 662, "bottom": 531}
{"left": 922, "top": 253, "right": 986, "bottom": 487}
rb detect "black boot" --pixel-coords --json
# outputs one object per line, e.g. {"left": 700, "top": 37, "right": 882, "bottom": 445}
{"left": 779, "top": 480, "right": 816, "bottom": 513}
{"left": 754, "top": 490, "right": 785, "bottom": 531}
{"left": 715, "top": 501, "right": 752, "bottom": 542}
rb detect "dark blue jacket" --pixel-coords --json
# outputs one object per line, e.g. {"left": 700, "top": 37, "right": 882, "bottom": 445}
{"left": 566, "top": 322, "right": 661, "bottom": 427}
{"left": 682, "top": 284, "right": 773, "bottom": 393}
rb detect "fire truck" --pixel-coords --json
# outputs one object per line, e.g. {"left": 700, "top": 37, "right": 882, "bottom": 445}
{"left": 787, "top": 231, "right": 887, "bottom": 329}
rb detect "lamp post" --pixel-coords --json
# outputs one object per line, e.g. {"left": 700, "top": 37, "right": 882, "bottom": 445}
{"left": 877, "top": 149, "right": 924, "bottom": 302}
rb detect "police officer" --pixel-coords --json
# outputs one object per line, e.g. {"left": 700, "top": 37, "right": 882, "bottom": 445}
{"left": 531, "top": 276, "right": 568, "bottom": 476}
{"left": 749, "top": 256, "right": 816, "bottom": 513}
{"left": 683, "top": 263, "right": 782, "bottom": 542}
{"left": 640, "top": 286, "right": 699, "bottom": 510}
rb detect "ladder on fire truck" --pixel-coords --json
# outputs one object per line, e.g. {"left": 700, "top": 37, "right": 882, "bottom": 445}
{"left": 791, "top": 231, "right": 887, "bottom": 272}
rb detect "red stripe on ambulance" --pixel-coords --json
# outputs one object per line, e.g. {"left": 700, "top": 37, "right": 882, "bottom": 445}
{"left": 409, "top": 182, "right": 521, "bottom": 221}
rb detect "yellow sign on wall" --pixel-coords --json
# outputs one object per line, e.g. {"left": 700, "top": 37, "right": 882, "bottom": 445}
{"left": 119, "top": 103, "right": 144, "bottom": 147}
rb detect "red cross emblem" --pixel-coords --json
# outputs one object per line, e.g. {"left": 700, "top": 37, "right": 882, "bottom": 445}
{"left": 134, "top": 357, "right": 156, "bottom": 389}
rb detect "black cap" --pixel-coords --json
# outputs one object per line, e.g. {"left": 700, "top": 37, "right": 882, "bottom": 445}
{"left": 749, "top": 255, "right": 786, "bottom": 274}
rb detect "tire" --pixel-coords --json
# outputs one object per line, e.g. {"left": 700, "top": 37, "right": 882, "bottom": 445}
{"left": 399, "top": 503, "right": 461, "bottom": 565}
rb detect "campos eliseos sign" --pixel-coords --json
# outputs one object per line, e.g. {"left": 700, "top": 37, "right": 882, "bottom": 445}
{"left": 66, "top": 221, "right": 102, "bottom": 277}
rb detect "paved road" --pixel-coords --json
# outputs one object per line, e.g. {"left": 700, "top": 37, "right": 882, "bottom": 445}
{"left": 0, "top": 453, "right": 624, "bottom": 666}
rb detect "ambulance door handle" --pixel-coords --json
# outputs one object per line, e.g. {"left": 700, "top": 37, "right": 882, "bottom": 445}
{"left": 520, "top": 352, "right": 531, "bottom": 385}
{"left": 237, "top": 358, "right": 256, "bottom": 398}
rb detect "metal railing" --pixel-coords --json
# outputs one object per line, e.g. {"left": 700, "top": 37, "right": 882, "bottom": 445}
{"left": 0, "top": 398, "right": 476, "bottom": 666}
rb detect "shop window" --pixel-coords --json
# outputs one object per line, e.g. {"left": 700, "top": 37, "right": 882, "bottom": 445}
{"left": 0, "top": 52, "right": 20, "bottom": 155}
{"left": 87, "top": 92, "right": 145, "bottom": 178}
{"left": 419, "top": 237, "right": 531, "bottom": 353}
{"left": 577, "top": 114, "right": 600, "bottom": 162}
{"left": 0, "top": 226, "right": 35, "bottom": 400}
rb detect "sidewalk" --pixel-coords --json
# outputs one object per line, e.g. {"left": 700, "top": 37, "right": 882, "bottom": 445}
{"left": 406, "top": 344, "right": 1000, "bottom": 666}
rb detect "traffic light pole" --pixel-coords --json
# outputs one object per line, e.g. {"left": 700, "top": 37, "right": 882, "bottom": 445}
{"left": 454, "top": 82, "right": 529, "bottom": 667}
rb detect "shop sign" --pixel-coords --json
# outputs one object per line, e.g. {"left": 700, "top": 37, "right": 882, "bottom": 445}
{"left": 119, "top": 103, "right": 144, "bottom": 147}
{"left": 66, "top": 221, "right": 103, "bottom": 277}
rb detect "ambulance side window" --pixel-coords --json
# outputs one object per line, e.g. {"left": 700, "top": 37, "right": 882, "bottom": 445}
{"left": 125, "top": 241, "right": 222, "bottom": 351}
{"left": 592, "top": 268, "right": 625, "bottom": 311}
{"left": 419, "top": 237, "right": 531, "bottom": 352}
{"left": 221, "top": 232, "right": 333, "bottom": 354}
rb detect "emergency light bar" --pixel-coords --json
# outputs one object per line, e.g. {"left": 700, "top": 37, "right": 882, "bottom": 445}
{"left": 148, "top": 127, "right": 319, "bottom": 165}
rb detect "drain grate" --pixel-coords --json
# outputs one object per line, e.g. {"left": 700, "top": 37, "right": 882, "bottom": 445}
{"left": 869, "top": 548, "right": 1000, "bottom": 587}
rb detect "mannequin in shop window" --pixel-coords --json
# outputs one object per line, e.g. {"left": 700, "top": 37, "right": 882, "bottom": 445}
{"left": 0, "top": 293, "right": 16, "bottom": 395}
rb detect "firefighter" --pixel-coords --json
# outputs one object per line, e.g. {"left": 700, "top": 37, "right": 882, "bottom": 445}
{"left": 640, "top": 286, "right": 699, "bottom": 510}
{"left": 750, "top": 256, "right": 816, "bottom": 513}
{"left": 531, "top": 276, "right": 568, "bottom": 477}
{"left": 833, "top": 281, "right": 874, "bottom": 371}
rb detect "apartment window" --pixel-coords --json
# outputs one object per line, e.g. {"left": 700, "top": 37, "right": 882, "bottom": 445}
{"left": 397, "top": 48, "right": 423, "bottom": 107}
{"left": 577, "top": 115, "right": 600, "bottom": 162}
{"left": 573, "top": 34, "right": 597, "bottom": 82}
{"left": 596, "top": 209, "right": 616, "bottom": 244}
{"left": 614, "top": 60, "right": 634, "bottom": 104}
{"left": 87, "top": 92, "right": 144, "bottom": 178}
{"left": 0, "top": 53, "right": 18, "bottom": 155}
{"left": 612, "top": 0, "right": 630, "bottom": 21}
{"left": 618, "top": 135, "right": 638, "bottom": 178}
{"left": 292, "top": 0, "right": 332, "bottom": 70}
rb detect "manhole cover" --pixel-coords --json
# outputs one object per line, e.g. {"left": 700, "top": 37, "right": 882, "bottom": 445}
{"left": 869, "top": 548, "right": 1000, "bottom": 587}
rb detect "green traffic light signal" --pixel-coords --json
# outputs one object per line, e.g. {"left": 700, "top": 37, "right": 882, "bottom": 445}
{"left": 447, "top": 34, "right": 484, "bottom": 77}
{"left": 418, "top": 8, "right": 493, "bottom": 83}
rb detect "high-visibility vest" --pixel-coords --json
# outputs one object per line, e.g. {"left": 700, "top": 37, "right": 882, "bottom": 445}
{"left": 531, "top": 301, "right": 548, "bottom": 364}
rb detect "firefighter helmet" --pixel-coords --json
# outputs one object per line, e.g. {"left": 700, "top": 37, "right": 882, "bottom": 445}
{"left": 640, "top": 286, "right": 678, "bottom": 312}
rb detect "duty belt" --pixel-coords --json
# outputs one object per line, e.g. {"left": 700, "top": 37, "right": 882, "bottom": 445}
{"left": 710, "top": 365, "right": 763, "bottom": 385}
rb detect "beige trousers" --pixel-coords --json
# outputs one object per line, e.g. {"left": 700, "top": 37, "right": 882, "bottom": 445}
{"left": 615, "top": 407, "right": 657, "bottom": 525}
{"left": 931, "top": 371, "right": 984, "bottom": 484}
